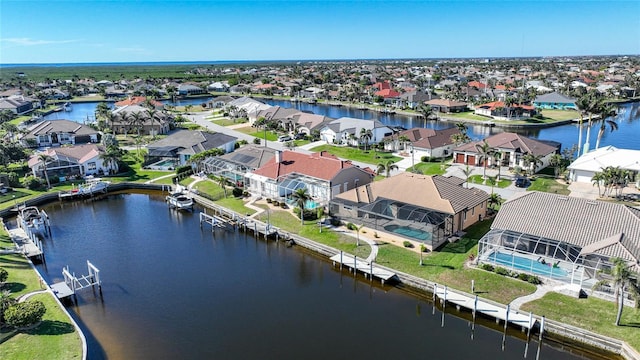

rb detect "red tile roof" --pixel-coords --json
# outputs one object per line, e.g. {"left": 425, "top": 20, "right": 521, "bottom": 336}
{"left": 251, "top": 151, "right": 356, "bottom": 180}
{"left": 468, "top": 81, "right": 487, "bottom": 89}
{"left": 115, "top": 96, "right": 163, "bottom": 107}
{"left": 374, "top": 88, "right": 400, "bottom": 98}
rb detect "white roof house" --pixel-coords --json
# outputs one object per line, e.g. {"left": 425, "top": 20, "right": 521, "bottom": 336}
{"left": 319, "top": 117, "right": 393, "bottom": 146}
{"left": 568, "top": 146, "right": 640, "bottom": 184}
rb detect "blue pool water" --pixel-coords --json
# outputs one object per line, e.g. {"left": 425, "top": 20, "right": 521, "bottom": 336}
{"left": 488, "top": 252, "right": 568, "bottom": 278}
{"left": 384, "top": 224, "right": 431, "bottom": 241}
{"left": 287, "top": 199, "right": 319, "bottom": 209}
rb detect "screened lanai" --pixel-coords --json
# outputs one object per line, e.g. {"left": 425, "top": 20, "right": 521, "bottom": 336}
{"left": 278, "top": 173, "right": 328, "bottom": 209}
{"left": 330, "top": 197, "right": 453, "bottom": 250}
{"left": 202, "top": 157, "right": 250, "bottom": 187}
{"left": 478, "top": 228, "right": 623, "bottom": 288}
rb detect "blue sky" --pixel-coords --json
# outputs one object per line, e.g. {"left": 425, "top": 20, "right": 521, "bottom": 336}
{"left": 1, "top": 0, "right": 639, "bottom": 64}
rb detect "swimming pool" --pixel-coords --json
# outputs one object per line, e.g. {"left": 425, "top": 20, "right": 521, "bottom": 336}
{"left": 384, "top": 224, "right": 431, "bottom": 241}
{"left": 286, "top": 198, "right": 320, "bottom": 209}
{"left": 487, "top": 252, "right": 568, "bottom": 278}
{"left": 148, "top": 159, "right": 179, "bottom": 170}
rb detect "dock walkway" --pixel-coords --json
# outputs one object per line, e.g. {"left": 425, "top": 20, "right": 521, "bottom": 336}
{"left": 8, "top": 227, "right": 43, "bottom": 258}
{"left": 434, "top": 285, "right": 536, "bottom": 330}
{"left": 330, "top": 252, "right": 396, "bottom": 284}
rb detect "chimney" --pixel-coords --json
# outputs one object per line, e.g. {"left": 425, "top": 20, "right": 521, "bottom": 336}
{"left": 275, "top": 150, "right": 282, "bottom": 163}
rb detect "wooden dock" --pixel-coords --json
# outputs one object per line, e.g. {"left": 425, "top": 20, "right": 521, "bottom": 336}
{"left": 8, "top": 227, "right": 43, "bottom": 259}
{"left": 52, "top": 261, "right": 102, "bottom": 300}
{"left": 434, "top": 284, "right": 536, "bottom": 330}
{"left": 330, "top": 252, "right": 396, "bottom": 284}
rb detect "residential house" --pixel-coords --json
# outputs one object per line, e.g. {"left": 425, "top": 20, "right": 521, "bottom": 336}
{"left": 28, "top": 144, "right": 116, "bottom": 179}
{"left": 250, "top": 106, "right": 301, "bottom": 126}
{"left": 533, "top": 92, "right": 577, "bottom": 110}
{"left": 453, "top": 132, "right": 559, "bottom": 172}
{"left": 384, "top": 127, "right": 461, "bottom": 158}
{"left": 0, "top": 97, "right": 33, "bottom": 115}
{"left": 424, "top": 99, "right": 468, "bottom": 113}
{"left": 567, "top": 146, "right": 640, "bottom": 186}
{"left": 208, "top": 81, "right": 229, "bottom": 92}
{"left": 319, "top": 117, "right": 393, "bottom": 146}
{"left": 20, "top": 120, "right": 100, "bottom": 148}
{"left": 282, "top": 112, "right": 331, "bottom": 136}
{"left": 111, "top": 105, "right": 172, "bottom": 136}
{"left": 478, "top": 191, "right": 640, "bottom": 289}
{"left": 474, "top": 101, "right": 536, "bottom": 120}
{"left": 300, "top": 87, "right": 325, "bottom": 98}
{"left": 330, "top": 173, "right": 490, "bottom": 250}
{"left": 114, "top": 96, "right": 164, "bottom": 109}
{"left": 397, "top": 90, "right": 438, "bottom": 109}
{"left": 246, "top": 150, "right": 374, "bottom": 206}
{"left": 146, "top": 130, "right": 237, "bottom": 166}
{"left": 227, "top": 97, "right": 271, "bottom": 124}
{"left": 202, "top": 144, "right": 277, "bottom": 187}
{"left": 177, "top": 84, "right": 205, "bottom": 96}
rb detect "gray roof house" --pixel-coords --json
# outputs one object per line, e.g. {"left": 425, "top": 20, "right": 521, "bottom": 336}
{"left": 478, "top": 191, "right": 640, "bottom": 289}
{"left": 533, "top": 92, "right": 577, "bottom": 110}
{"left": 146, "top": 130, "right": 237, "bottom": 166}
{"left": 20, "top": 120, "right": 100, "bottom": 148}
{"left": 202, "top": 144, "right": 277, "bottom": 187}
{"left": 384, "top": 127, "right": 461, "bottom": 158}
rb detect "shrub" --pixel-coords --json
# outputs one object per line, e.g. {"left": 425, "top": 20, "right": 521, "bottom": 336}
{"left": 330, "top": 217, "right": 342, "bottom": 227}
{"left": 279, "top": 201, "right": 287, "bottom": 208}
{"left": 403, "top": 241, "right": 414, "bottom": 248}
{"left": 22, "top": 176, "right": 45, "bottom": 190}
{"left": 253, "top": 138, "right": 262, "bottom": 145}
{"left": 494, "top": 267, "right": 510, "bottom": 276}
{"left": 232, "top": 187, "right": 243, "bottom": 198}
{"left": 293, "top": 207, "right": 316, "bottom": 220}
{"left": 242, "top": 190, "right": 249, "bottom": 197}
{"left": 266, "top": 198, "right": 272, "bottom": 203}
{"left": 4, "top": 300, "right": 46, "bottom": 329}
{"left": 527, "top": 275, "right": 542, "bottom": 285}
{"left": 480, "top": 263, "right": 494, "bottom": 272}
{"left": 421, "top": 156, "right": 430, "bottom": 162}
{"left": 238, "top": 139, "right": 248, "bottom": 146}
{"left": 0, "top": 292, "right": 17, "bottom": 324}
{"left": 346, "top": 222, "right": 357, "bottom": 230}
{"left": 175, "top": 165, "right": 192, "bottom": 175}
{"left": 518, "top": 273, "right": 530, "bottom": 282}
{"left": 0, "top": 268, "right": 7, "bottom": 285}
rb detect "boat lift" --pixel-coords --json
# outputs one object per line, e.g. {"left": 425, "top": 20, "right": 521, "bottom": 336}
{"left": 51, "top": 260, "right": 102, "bottom": 301}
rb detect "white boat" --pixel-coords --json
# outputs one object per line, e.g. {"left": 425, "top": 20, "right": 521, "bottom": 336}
{"left": 63, "top": 102, "right": 72, "bottom": 111}
{"left": 166, "top": 185, "right": 194, "bottom": 210}
{"left": 18, "top": 206, "right": 49, "bottom": 237}
{"left": 59, "top": 177, "right": 110, "bottom": 199}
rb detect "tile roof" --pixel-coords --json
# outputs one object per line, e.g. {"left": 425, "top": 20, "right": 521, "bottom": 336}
{"left": 334, "top": 173, "right": 489, "bottom": 214}
{"left": 533, "top": 91, "right": 577, "bottom": 104}
{"left": 425, "top": 99, "right": 468, "bottom": 107}
{"left": 454, "top": 132, "right": 557, "bottom": 157}
{"left": 115, "top": 96, "right": 163, "bottom": 107}
{"left": 147, "top": 130, "right": 237, "bottom": 155}
{"left": 21, "top": 120, "right": 98, "bottom": 139}
{"left": 251, "top": 150, "right": 364, "bottom": 181}
{"left": 387, "top": 127, "right": 460, "bottom": 150}
{"left": 568, "top": 146, "right": 640, "bottom": 172}
{"left": 374, "top": 89, "right": 400, "bottom": 98}
{"left": 218, "top": 144, "right": 276, "bottom": 169}
{"left": 28, "top": 144, "right": 104, "bottom": 167}
{"left": 492, "top": 192, "right": 640, "bottom": 268}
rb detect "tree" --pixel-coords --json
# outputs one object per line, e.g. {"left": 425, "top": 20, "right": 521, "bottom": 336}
{"left": 210, "top": 175, "right": 230, "bottom": 198}
{"left": 549, "top": 153, "right": 564, "bottom": 178}
{"left": 594, "top": 104, "right": 618, "bottom": 150}
{"left": 398, "top": 135, "right": 410, "bottom": 151}
{"left": 492, "top": 150, "right": 503, "bottom": 180}
{"left": 591, "top": 171, "right": 605, "bottom": 197}
{"left": 575, "top": 95, "right": 592, "bottom": 156}
{"left": 475, "top": 140, "right": 494, "bottom": 182}
{"left": 488, "top": 192, "right": 503, "bottom": 210}
{"left": 0, "top": 290, "right": 16, "bottom": 327}
{"left": 128, "top": 111, "right": 145, "bottom": 137}
{"left": 593, "top": 258, "right": 639, "bottom": 326}
{"left": 359, "top": 128, "right": 373, "bottom": 152}
{"left": 292, "top": 187, "right": 311, "bottom": 225}
{"left": 37, "top": 153, "right": 53, "bottom": 189}
{"left": 522, "top": 153, "right": 543, "bottom": 176}
{"left": 99, "top": 146, "right": 122, "bottom": 175}
{"left": 418, "top": 104, "right": 434, "bottom": 120}
{"left": 4, "top": 300, "right": 46, "bottom": 329}
{"left": 146, "top": 108, "right": 160, "bottom": 138}
{"left": 582, "top": 95, "right": 602, "bottom": 154}
{"left": 461, "top": 165, "right": 473, "bottom": 189}
{"left": 376, "top": 159, "right": 398, "bottom": 178}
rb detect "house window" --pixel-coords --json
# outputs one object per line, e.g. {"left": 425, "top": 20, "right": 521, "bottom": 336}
{"left": 344, "top": 182, "right": 349, "bottom": 191}
{"left": 59, "top": 133, "right": 70, "bottom": 142}
{"left": 87, "top": 162, "right": 97, "bottom": 170}
{"left": 38, "top": 135, "right": 48, "bottom": 143}
{"left": 471, "top": 207, "right": 475, "bottom": 215}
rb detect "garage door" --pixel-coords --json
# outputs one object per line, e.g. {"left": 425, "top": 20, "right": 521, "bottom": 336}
{"left": 455, "top": 153, "right": 465, "bottom": 164}
{"left": 467, "top": 155, "right": 476, "bottom": 165}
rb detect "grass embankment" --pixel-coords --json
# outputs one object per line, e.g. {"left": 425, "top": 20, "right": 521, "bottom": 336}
{"left": 407, "top": 162, "right": 448, "bottom": 175}
{"left": 0, "top": 227, "right": 82, "bottom": 359}
{"left": 522, "top": 293, "right": 640, "bottom": 351}
{"left": 309, "top": 144, "right": 401, "bottom": 165}
{"left": 527, "top": 176, "right": 570, "bottom": 195}
{"left": 444, "top": 109, "right": 579, "bottom": 125}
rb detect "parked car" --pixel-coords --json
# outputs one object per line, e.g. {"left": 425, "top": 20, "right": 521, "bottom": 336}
{"left": 278, "top": 135, "right": 292, "bottom": 142}
{"left": 0, "top": 184, "right": 11, "bottom": 194}
{"left": 294, "top": 133, "right": 305, "bottom": 140}
{"left": 515, "top": 177, "right": 530, "bottom": 188}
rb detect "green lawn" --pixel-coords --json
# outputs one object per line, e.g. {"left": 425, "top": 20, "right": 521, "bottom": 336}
{"left": 521, "top": 292, "right": 640, "bottom": 351}
{"left": 445, "top": 112, "right": 491, "bottom": 121}
{"left": 210, "top": 118, "right": 248, "bottom": 126}
{"left": 468, "top": 174, "right": 512, "bottom": 188}
{"left": 309, "top": 145, "right": 401, "bottom": 165}
{"left": 407, "top": 162, "right": 449, "bottom": 175}
{"left": 214, "top": 196, "right": 256, "bottom": 215}
{"left": 527, "top": 177, "right": 570, "bottom": 195}
{"left": 540, "top": 109, "right": 580, "bottom": 121}
{"left": 0, "top": 228, "right": 82, "bottom": 360}
{"left": 193, "top": 180, "right": 226, "bottom": 199}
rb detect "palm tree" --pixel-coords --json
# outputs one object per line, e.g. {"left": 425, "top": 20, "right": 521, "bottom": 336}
{"left": 398, "top": 135, "right": 410, "bottom": 151}
{"left": 593, "top": 258, "right": 639, "bottom": 326}
{"left": 211, "top": 175, "right": 230, "bottom": 198}
{"left": 594, "top": 104, "right": 618, "bottom": 150}
{"left": 475, "top": 140, "right": 494, "bottom": 182}
{"left": 488, "top": 192, "right": 503, "bottom": 210}
{"left": 292, "top": 187, "right": 311, "bottom": 225}
{"left": 37, "top": 153, "right": 53, "bottom": 189}
{"left": 146, "top": 108, "right": 160, "bottom": 138}
{"left": 128, "top": 111, "right": 145, "bottom": 137}
{"left": 522, "top": 152, "right": 543, "bottom": 176}
{"left": 376, "top": 159, "right": 398, "bottom": 178}
{"left": 582, "top": 95, "right": 602, "bottom": 154}
{"left": 549, "top": 153, "right": 564, "bottom": 178}
{"left": 591, "top": 171, "right": 605, "bottom": 197}
{"left": 492, "top": 150, "right": 503, "bottom": 180}
{"left": 575, "top": 95, "right": 592, "bottom": 156}
{"left": 359, "top": 128, "right": 373, "bottom": 152}
{"left": 461, "top": 165, "right": 473, "bottom": 189}
{"left": 99, "top": 146, "right": 122, "bottom": 175}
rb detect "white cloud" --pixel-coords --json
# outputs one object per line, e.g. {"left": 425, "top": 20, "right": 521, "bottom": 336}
{"left": 1, "top": 37, "right": 80, "bottom": 46}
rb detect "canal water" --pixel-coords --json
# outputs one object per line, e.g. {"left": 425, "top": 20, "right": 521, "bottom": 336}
{"left": 46, "top": 98, "right": 640, "bottom": 152}
{"left": 30, "top": 193, "right": 612, "bottom": 359}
